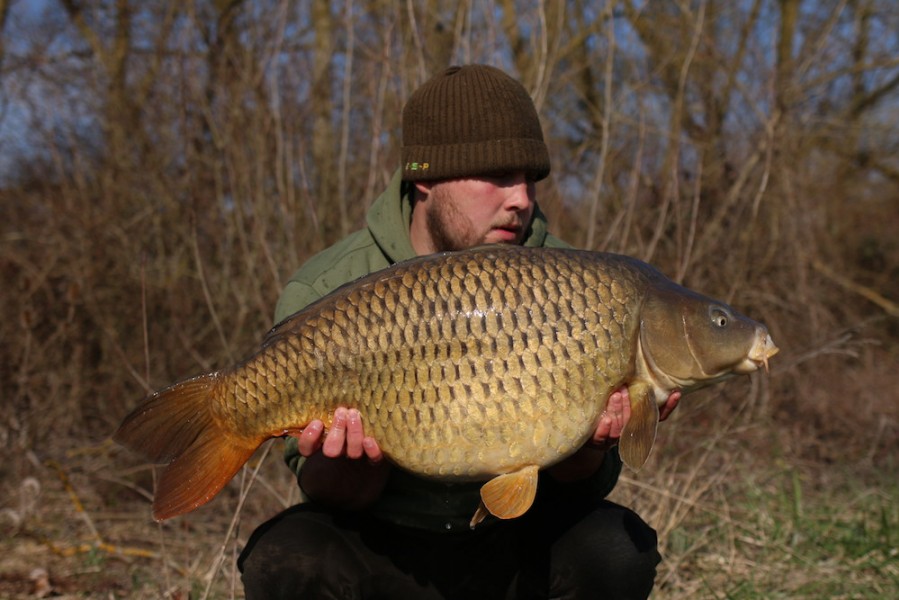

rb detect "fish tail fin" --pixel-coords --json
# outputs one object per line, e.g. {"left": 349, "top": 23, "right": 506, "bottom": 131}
{"left": 113, "top": 374, "right": 259, "bottom": 521}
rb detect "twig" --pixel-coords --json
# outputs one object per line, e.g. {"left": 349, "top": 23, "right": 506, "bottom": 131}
{"left": 584, "top": 2, "right": 616, "bottom": 250}
{"left": 46, "top": 459, "right": 102, "bottom": 544}
{"left": 812, "top": 259, "right": 899, "bottom": 317}
{"left": 44, "top": 459, "right": 162, "bottom": 563}
{"left": 141, "top": 251, "right": 151, "bottom": 385}
{"left": 190, "top": 221, "right": 234, "bottom": 363}
{"left": 201, "top": 443, "right": 273, "bottom": 600}
{"left": 675, "top": 157, "right": 702, "bottom": 284}
{"left": 45, "top": 540, "right": 159, "bottom": 560}
{"left": 644, "top": 0, "right": 705, "bottom": 263}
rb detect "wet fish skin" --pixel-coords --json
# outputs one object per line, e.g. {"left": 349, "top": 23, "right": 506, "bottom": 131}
{"left": 114, "top": 245, "right": 778, "bottom": 523}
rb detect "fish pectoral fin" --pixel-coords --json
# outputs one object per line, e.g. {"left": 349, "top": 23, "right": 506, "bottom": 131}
{"left": 618, "top": 382, "right": 660, "bottom": 471}
{"left": 473, "top": 465, "right": 540, "bottom": 527}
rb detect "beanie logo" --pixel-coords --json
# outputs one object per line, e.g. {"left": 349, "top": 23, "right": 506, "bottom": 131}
{"left": 406, "top": 161, "right": 430, "bottom": 172}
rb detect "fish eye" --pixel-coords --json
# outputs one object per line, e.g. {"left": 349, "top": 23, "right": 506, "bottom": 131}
{"left": 711, "top": 307, "right": 729, "bottom": 328}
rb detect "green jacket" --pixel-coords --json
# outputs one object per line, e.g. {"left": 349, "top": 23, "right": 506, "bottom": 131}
{"left": 277, "top": 169, "right": 623, "bottom": 531}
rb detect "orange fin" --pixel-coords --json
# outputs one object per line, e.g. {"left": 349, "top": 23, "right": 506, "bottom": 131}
{"left": 470, "top": 503, "right": 490, "bottom": 529}
{"left": 113, "top": 374, "right": 259, "bottom": 521}
{"left": 471, "top": 465, "right": 540, "bottom": 528}
{"left": 618, "top": 382, "right": 660, "bottom": 471}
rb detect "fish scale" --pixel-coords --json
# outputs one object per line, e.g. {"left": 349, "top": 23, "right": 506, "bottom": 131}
{"left": 114, "top": 245, "right": 778, "bottom": 523}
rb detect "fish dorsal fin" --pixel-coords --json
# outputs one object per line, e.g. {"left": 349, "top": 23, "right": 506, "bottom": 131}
{"left": 471, "top": 465, "right": 540, "bottom": 528}
{"left": 618, "top": 382, "right": 660, "bottom": 471}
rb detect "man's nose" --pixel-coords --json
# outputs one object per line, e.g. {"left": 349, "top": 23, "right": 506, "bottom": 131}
{"left": 505, "top": 177, "right": 535, "bottom": 211}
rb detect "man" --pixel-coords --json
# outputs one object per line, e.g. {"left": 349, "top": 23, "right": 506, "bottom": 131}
{"left": 239, "top": 64, "right": 679, "bottom": 599}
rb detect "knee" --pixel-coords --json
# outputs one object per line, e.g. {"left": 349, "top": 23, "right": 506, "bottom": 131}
{"left": 238, "top": 507, "right": 363, "bottom": 600}
{"left": 613, "top": 508, "right": 661, "bottom": 576}
{"left": 552, "top": 503, "right": 661, "bottom": 598}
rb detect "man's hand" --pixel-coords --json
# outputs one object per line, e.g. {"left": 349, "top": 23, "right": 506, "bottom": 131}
{"left": 297, "top": 407, "right": 383, "bottom": 461}
{"left": 589, "top": 388, "right": 632, "bottom": 451}
{"left": 293, "top": 407, "right": 389, "bottom": 510}
{"left": 590, "top": 388, "right": 682, "bottom": 449}
{"left": 549, "top": 387, "right": 682, "bottom": 482}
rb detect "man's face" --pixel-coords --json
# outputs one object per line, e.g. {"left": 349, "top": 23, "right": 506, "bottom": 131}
{"left": 414, "top": 172, "right": 536, "bottom": 253}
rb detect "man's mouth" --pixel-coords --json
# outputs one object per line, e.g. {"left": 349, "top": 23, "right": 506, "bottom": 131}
{"left": 490, "top": 225, "right": 520, "bottom": 242}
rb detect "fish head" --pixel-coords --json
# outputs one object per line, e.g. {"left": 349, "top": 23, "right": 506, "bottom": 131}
{"left": 638, "top": 283, "right": 779, "bottom": 394}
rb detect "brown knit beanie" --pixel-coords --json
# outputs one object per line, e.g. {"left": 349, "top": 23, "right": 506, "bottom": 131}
{"left": 401, "top": 65, "right": 551, "bottom": 182}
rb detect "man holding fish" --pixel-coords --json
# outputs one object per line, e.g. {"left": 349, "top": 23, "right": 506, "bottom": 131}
{"left": 239, "top": 64, "right": 681, "bottom": 599}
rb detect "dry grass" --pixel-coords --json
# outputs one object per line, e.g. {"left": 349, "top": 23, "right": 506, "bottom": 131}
{"left": 612, "top": 371, "right": 899, "bottom": 599}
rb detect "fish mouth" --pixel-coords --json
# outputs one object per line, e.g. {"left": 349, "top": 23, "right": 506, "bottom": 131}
{"left": 734, "top": 330, "right": 779, "bottom": 374}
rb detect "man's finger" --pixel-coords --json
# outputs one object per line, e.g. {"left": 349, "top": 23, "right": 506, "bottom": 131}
{"left": 322, "top": 407, "right": 347, "bottom": 458}
{"left": 659, "top": 391, "right": 681, "bottom": 422}
{"left": 594, "top": 415, "right": 612, "bottom": 442}
{"left": 345, "top": 408, "right": 365, "bottom": 459}
{"left": 362, "top": 437, "right": 384, "bottom": 463}
{"left": 606, "top": 390, "right": 625, "bottom": 416}
{"left": 297, "top": 420, "right": 324, "bottom": 457}
{"left": 612, "top": 391, "right": 632, "bottom": 438}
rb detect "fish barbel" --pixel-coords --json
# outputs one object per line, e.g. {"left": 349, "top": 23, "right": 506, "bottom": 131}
{"left": 114, "top": 245, "right": 778, "bottom": 525}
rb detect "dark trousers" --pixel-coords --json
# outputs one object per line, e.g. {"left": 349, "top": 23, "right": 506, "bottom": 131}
{"left": 238, "top": 495, "right": 661, "bottom": 600}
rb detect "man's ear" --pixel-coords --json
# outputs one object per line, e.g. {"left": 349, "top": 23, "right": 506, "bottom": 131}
{"left": 413, "top": 181, "right": 433, "bottom": 198}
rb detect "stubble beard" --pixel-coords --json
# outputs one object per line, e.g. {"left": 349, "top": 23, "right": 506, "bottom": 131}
{"left": 425, "top": 201, "right": 477, "bottom": 252}
{"left": 424, "top": 186, "right": 526, "bottom": 253}
{"left": 424, "top": 188, "right": 480, "bottom": 252}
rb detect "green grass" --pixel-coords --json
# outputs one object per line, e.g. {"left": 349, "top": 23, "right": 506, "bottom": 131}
{"left": 656, "top": 464, "right": 898, "bottom": 599}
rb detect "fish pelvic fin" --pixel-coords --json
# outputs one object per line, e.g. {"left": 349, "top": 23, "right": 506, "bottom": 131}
{"left": 113, "top": 374, "right": 258, "bottom": 521}
{"left": 618, "top": 382, "right": 660, "bottom": 471}
{"left": 471, "top": 465, "right": 540, "bottom": 528}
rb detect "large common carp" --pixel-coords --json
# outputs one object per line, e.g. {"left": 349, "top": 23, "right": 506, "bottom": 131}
{"left": 114, "top": 245, "right": 777, "bottom": 525}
